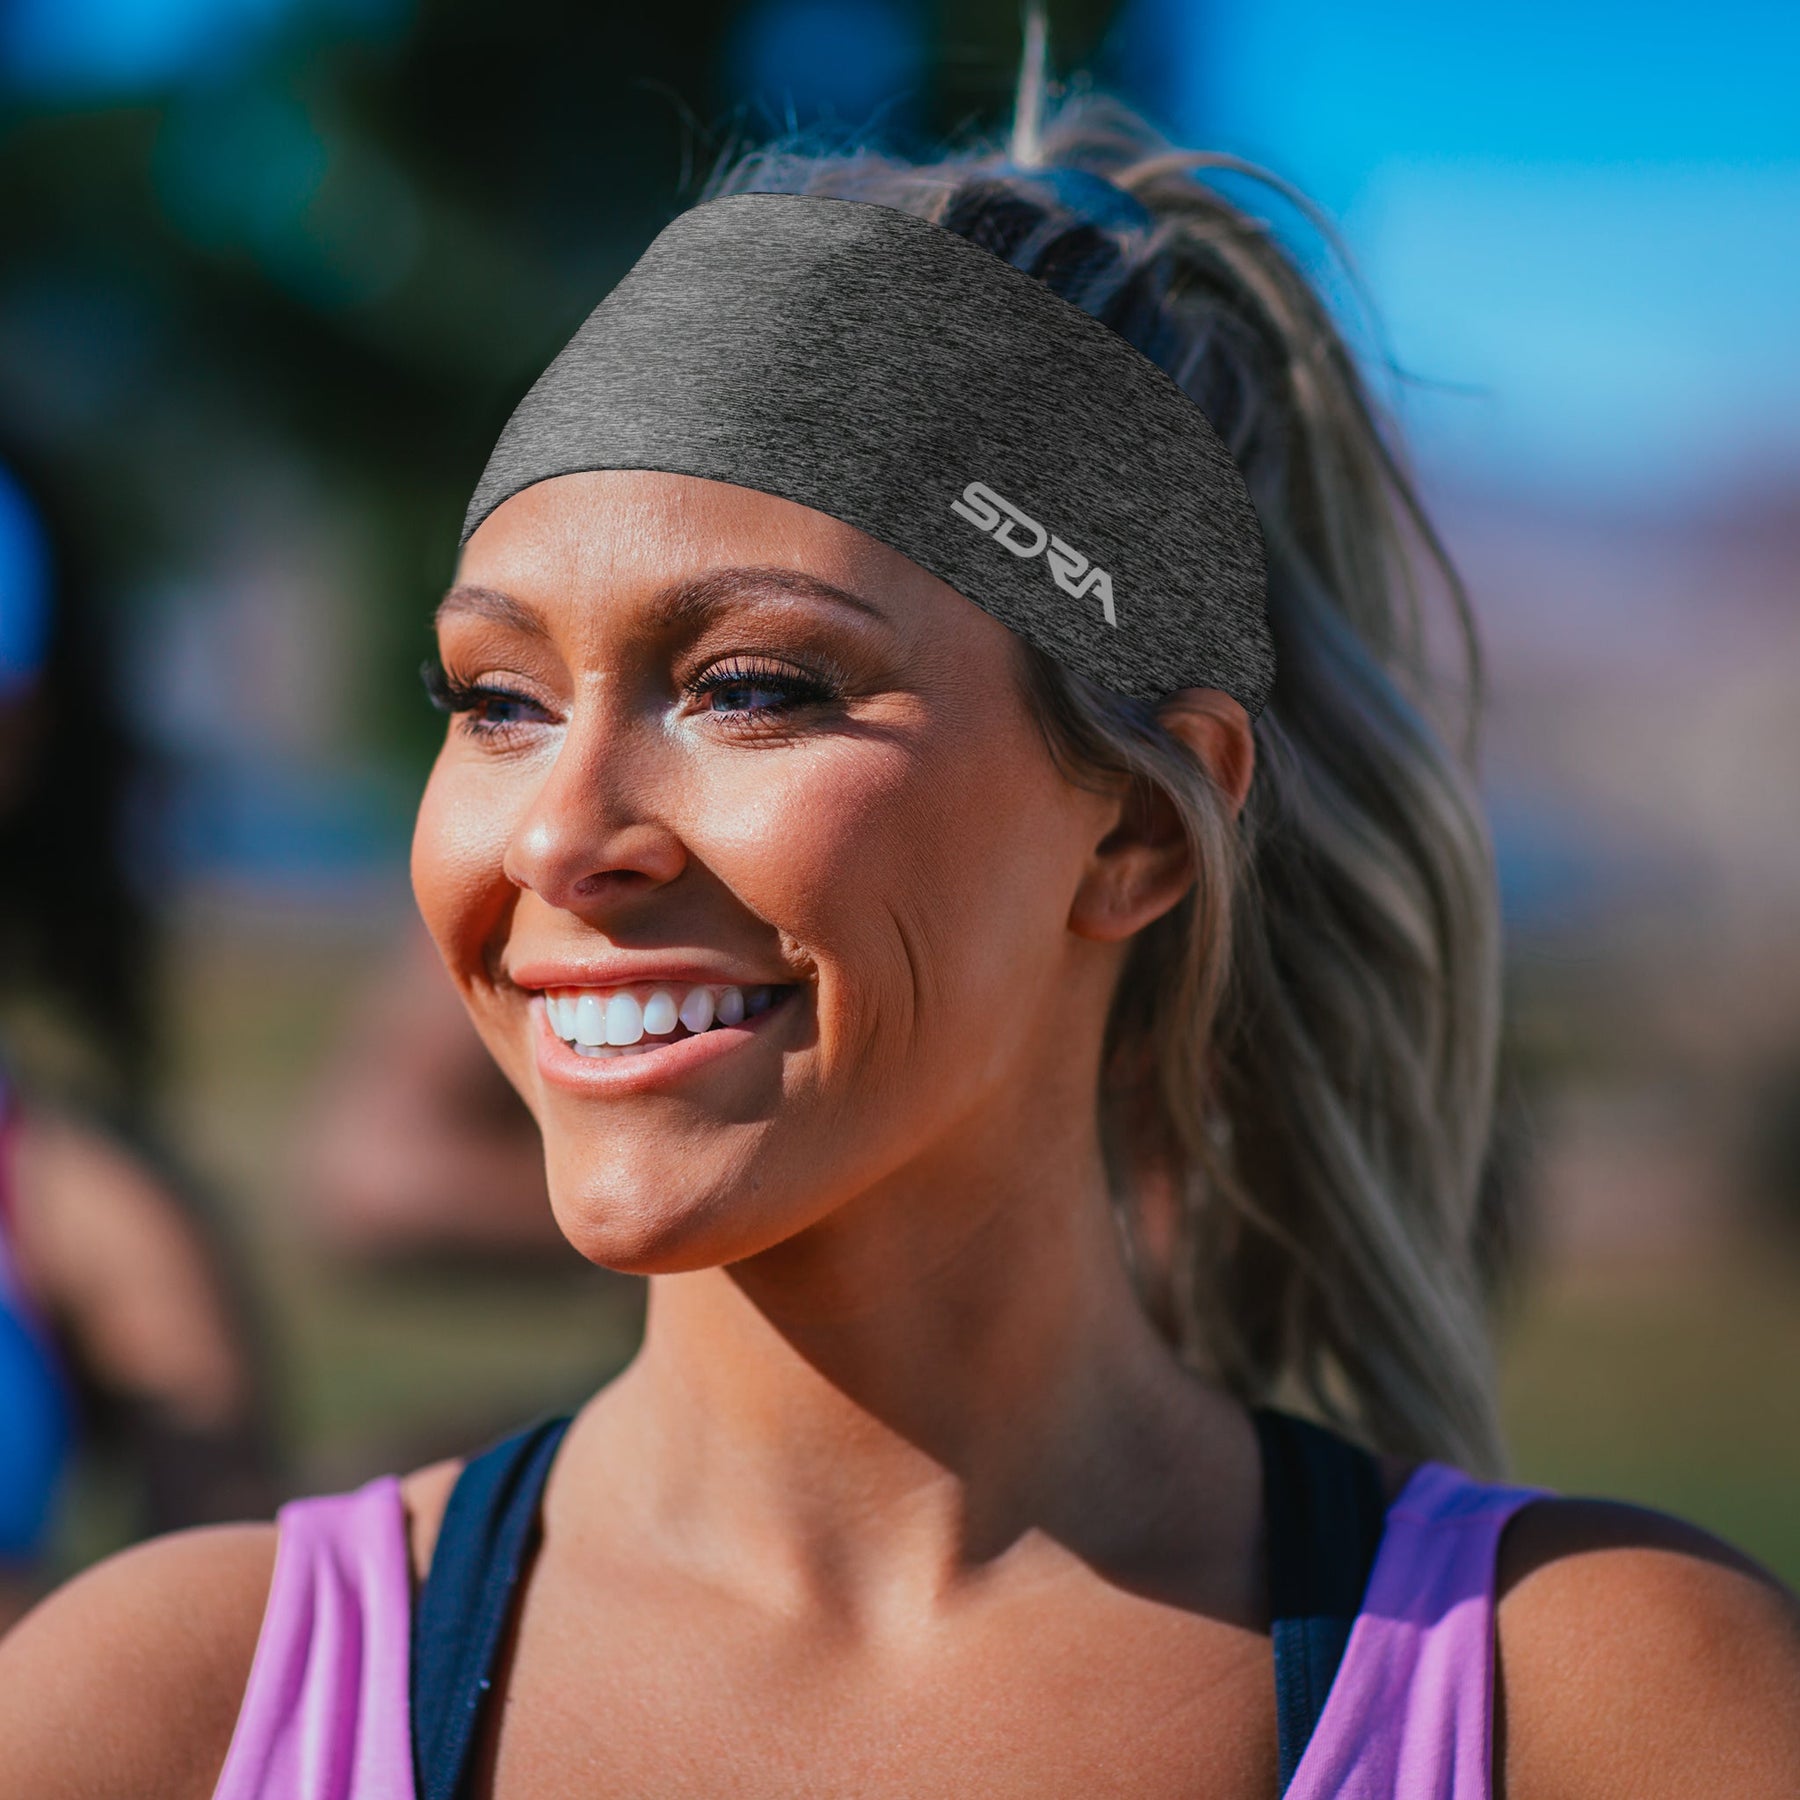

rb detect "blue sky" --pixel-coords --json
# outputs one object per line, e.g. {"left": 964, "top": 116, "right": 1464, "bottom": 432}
{"left": 1111, "top": 0, "right": 1800, "bottom": 505}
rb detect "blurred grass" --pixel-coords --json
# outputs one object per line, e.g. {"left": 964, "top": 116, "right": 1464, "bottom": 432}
{"left": 1501, "top": 1257, "right": 1800, "bottom": 1587}
{"left": 290, "top": 1261, "right": 643, "bottom": 1487}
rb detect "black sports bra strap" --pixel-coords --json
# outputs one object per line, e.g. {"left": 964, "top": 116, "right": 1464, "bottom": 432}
{"left": 1252, "top": 1407, "right": 1390, "bottom": 1794}
{"left": 411, "top": 1414, "right": 573, "bottom": 1800}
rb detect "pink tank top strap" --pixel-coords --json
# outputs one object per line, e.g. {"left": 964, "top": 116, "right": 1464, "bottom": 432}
{"left": 1285, "top": 1461, "right": 1546, "bottom": 1800}
{"left": 212, "top": 1476, "right": 417, "bottom": 1800}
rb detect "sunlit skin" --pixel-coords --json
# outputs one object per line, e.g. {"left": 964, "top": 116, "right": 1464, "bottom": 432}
{"left": 416, "top": 469, "right": 1251, "bottom": 1281}
{"left": 406, "top": 468, "right": 1283, "bottom": 1792}
{"left": 2, "top": 469, "right": 1798, "bottom": 1800}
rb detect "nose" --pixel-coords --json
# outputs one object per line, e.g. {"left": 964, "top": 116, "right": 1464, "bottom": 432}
{"left": 502, "top": 716, "right": 687, "bottom": 911}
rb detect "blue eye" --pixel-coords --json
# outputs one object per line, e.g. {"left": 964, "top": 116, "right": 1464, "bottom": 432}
{"left": 710, "top": 678, "right": 803, "bottom": 712}
{"left": 422, "top": 660, "right": 551, "bottom": 738}
{"left": 469, "top": 691, "right": 541, "bottom": 726}
{"left": 687, "top": 658, "right": 836, "bottom": 719}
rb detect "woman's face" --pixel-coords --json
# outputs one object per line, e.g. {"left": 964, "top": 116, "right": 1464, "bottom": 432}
{"left": 413, "top": 470, "right": 1135, "bottom": 1273}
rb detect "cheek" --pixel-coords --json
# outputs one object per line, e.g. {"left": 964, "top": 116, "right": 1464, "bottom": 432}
{"left": 410, "top": 749, "right": 520, "bottom": 979}
{"left": 699, "top": 723, "right": 1082, "bottom": 1069}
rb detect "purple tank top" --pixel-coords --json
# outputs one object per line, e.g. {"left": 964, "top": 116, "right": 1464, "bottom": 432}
{"left": 212, "top": 1462, "right": 1543, "bottom": 1799}
{"left": 212, "top": 1478, "right": 414, "bottom": 1800}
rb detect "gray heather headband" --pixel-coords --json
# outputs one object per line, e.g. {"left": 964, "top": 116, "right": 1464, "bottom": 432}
{"left": 462, "top": 191, "right": 1273, "bottom": 713}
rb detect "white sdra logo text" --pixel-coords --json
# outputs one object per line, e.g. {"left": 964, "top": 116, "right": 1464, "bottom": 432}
{"left": 950, "top": 481, "right": 1117, "bottom": 628}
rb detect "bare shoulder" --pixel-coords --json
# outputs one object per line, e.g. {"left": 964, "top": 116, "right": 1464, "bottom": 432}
{"left": 400, "top": 1456, "right": 465, "bottom": 1582}
{"left": 0, "top": 1522, "right": 277, "bottom": 1799}
{"left": 1495, "top": 1496, "right": 1800, "bottom": 1800}
{"left": 0, "top": 1458, "right": 473, "bottom": 1797}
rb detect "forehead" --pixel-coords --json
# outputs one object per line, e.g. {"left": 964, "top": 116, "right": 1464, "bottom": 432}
{"left": 455, "top": 469, "right": 956, "bottom": 631}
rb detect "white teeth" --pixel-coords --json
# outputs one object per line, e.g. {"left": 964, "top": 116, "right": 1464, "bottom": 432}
{"left": 573, "top": 993, "right": 607, "bottom": 1047}
{"left": 547, "top": 981, "right": 773, "bottom": 1048}
{"left": 605, "top": 991, "right": 645, "bottom": 1046}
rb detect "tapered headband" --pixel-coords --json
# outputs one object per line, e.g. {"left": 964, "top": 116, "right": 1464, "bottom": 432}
{"left": 463, "top": 191, "right": 1273, "bottom": 712}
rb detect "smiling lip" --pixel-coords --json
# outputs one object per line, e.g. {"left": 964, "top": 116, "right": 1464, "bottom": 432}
{"left": 528, "top": 984, "right": 798, "bottom": 1095}
{"left": 508, "top": 957, "right": 774, "bottom": 993}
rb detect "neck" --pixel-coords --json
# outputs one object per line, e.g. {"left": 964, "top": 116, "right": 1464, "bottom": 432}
{"left": 574, "top": 1115, "right": 1254, "bottom": 1624}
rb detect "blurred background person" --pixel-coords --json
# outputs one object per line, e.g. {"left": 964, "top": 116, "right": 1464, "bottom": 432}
{"left": 0, "top": 1075, "right": 68, "bottom": 1628}
{"left": 297, "top": 920, "right": 564, "bottom": 1262}
{"left": 0, "top": 446, "right": 276, "bottom": 1626}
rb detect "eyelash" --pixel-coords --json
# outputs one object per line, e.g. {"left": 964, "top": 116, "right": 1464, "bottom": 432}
{"left": 421, "top": 661, "right": 547, "bottom": 739}
{"left": 420, "top": 655, "right": 842, "bottom": 740}
{"left": 681, "top": 657, "right": 839, "bottom": 721}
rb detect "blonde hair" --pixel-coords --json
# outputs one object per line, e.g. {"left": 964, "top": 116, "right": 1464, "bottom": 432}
{"left": 704, "top": 56, "right": 1507, "bottom": 1474}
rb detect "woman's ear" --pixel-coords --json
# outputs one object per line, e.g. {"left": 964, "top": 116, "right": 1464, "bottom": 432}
{"left": 1159, "top": 687, "right": 1255, "bottom": 817}
{"left": 1068, "top": 688, "right": 1254, "bottom": 945}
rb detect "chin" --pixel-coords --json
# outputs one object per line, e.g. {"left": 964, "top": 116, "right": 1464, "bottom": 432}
{"left": 545, "top": 1169, "right": 802, "bottom": 1275}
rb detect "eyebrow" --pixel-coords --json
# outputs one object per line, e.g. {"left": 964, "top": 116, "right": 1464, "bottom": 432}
{"left": 435, "top": 566, "right": 889, "bottom": 638}
{"left": 644, "top": 565, "right": 889, "bottom": 630}
{"left": 434, "top": 584, "right": 551, "bottom": 639}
